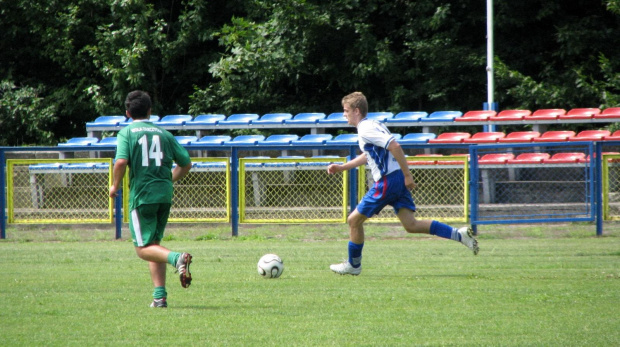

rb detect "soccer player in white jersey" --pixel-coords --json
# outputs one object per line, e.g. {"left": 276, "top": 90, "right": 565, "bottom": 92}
{"left": 327, "top": 92, "right": 478, "bottom": 275}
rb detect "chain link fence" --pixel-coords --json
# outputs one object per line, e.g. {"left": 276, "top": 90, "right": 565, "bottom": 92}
{"left": 359, "top": 156, "right": 469, "bottom": 223}
{"left": 603, "top": 153, "right": 620, "bottom": 220}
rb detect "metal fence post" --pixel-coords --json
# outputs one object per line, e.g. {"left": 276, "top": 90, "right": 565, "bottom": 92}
{"left": 231, "top": 147, "right": 239, "bottom": 237}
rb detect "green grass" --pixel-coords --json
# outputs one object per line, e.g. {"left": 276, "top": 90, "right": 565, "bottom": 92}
{"left": 1, "top": 223, "right": 619, "bottom": 346}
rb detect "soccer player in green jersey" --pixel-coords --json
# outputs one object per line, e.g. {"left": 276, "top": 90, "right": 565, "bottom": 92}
{"left": 109, "top": 90, "right": 193, "bottom": 308}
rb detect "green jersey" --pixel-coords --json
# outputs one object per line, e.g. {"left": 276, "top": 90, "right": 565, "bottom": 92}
{"left": 115, "top": 120, "right": 191, "bottom": 210}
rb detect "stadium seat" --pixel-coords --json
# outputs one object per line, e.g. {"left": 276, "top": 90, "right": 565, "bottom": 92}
{"left": 222, "top": 135, "right": 265, "bottom": 145}
{"left": 85, "top": 115, "right": 126, "bottom": 130}
{"left": 420, "top": 110, "right": 463, "bottom": 122}
{"left": 479, "top": 153, "right": 514, "bottom": 164}
{"left": 542, "top": 152, "right": 587, "bottom": 164}
{"left": 91, "top": 137, "right": 118, "bottom": 147}
{"left": 604, "top": 130, "right": 620, "bottom": 141}
{"left": 524, "top": 109, "right": 566, "bottom": 121}
{"left": 386, "top": 111, "right": 428, "bottom": 124}
{"left": 174, "top": 136, "right": 197, "bottom": 145}
{"left": 532, "top": 130, "right": 576, "bottom": 142}
{"left": 559, "top": 108, "right": 600, "bottom": 120}
{"left": 184, "top": 114, "right": 226, "bottom": 127}
{"left": 284, "top": 112, "right": 326, "bottom": 124}
{"left": 596, "top": 107, "right": 620, "bottom": 119}
{"left": 252, "top": 113, "right": 293, "bottom": 125}
{"left": 428, "top": 132, "right": 471, "bottom": 143}
{"left": 217, "top": 113, "right": 259, "bottom": 126}
{"left": 318, "top": 112, "right": 347, "bottom": 124}
{"left": 190, "top": 135, "right": 231, "bottom": 146}
{"left": 327, "top": 134, "right": 358, "bottom": 145}
{"left": 156, "top": 114, "right": 192, "bottom": 129}
{"left": 120, "top": 115, "right": 160, "bottom": 126}
{"left": 58, "top": 137, "right": 99, "bottom": 147}
{"left": 506, "top": 152, "right": 550, "bottom": 164}
{"left": 398, "top": 133, "right": 437, "bottom": 144}
{"left": 568, "top": 130, "right": 611, "bottom": 142}
{"left": 489, "top": 109, "right": 531, "bottom": 121}
{"left": 498, "top": 131, "right": 541, "bottom": 143}
{"left": 291, "top": 134, "right": 333, "bottom": 145}
{"left": 454, "top": 110, "right": 496, "bottom": 122}
{"left": 463, "top": 132, "right": 506, "bottom": 143}
{"left": 257, "top": 134, "right": 300, "bottom": 145}
{"left": 366, "top": 112, "right": 394, "bottom": 122}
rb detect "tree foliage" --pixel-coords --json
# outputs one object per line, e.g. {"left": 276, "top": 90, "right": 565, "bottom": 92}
{"left": 0, "top": 0, "right": 619, "bottom": 145}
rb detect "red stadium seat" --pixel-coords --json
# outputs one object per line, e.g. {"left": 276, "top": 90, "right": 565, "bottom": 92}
{"left": 605, "top": 130, "right": 620, "bottom": 141}
{"left": 532, "top": 130, "right": 576, "bottom": 142}
{"left": 568, "top": 130, "right": 611, "bottom": 141}
{"left": 498, "top": 131, "right": 541, "bottom": 143}
{"left": 489, "top": 109, "right": 531, "bottom": 121}
{"left": 454, "top": 110, "right": 496, "bottom": 122}
{"left": 559, "top": 108, "right": 600, "bottom": 120}
{"left": 596, "top": 107, "right": 620, "bottom": 119}
{"left": 463, "top": 132, "right": 505, "bottom": 143}
{"left": 479, "top": 153, "right": 515, "bottom": 164}
{"left": 524, "top": 109, "right": 566, "bottom": 121}
{"left": 542, "top": 152, "right": 586, "bottom": 164}
{"left": 506, "top": 152, "right": 550, "bottom": 164}
{"left": 428, "top": 132, "right": 471, "bottom": 143}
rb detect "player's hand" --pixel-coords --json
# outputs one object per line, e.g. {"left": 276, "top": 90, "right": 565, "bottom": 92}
{"left": 404, "top": 176, "right": 416, "bottom": 191}
{"left": 326, "top": 164, "right": 342, "bottom": 175}
{"left": 109, "top": 186, "right": 118, "bottom": 198}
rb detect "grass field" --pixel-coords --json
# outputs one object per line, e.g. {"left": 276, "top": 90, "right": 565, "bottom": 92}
{"left": 1, "top": 223, "right": 619, "bottom": 346}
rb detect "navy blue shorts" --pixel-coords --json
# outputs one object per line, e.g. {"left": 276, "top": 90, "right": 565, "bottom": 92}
{"left": 356, "top": 170, "right": 416, "bottom": 218}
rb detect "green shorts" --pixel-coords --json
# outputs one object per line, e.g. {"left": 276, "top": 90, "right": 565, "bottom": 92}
{"left": 129, "top": 203, "right": 171, "bottom": 247}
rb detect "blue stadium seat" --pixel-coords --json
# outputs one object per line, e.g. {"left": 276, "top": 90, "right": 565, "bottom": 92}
{"left": 258, "top": 134, "right": 300, "bottom": 146}
{"left": 284, "top": 113, "right": 326, "bottom": 124}
{"left": 91, "top": 137, "right": 118, "bottom": 147}
{"left": 193, "top": 161, "right": 227, "bottom": 171}
{"left": 156, "top": 114, "right": 193, "bottom": 129}
{"left": 318, "top": 112, "right": 347, "bottom": 125}
{"left": 366, "top": 112, "right": 394, "bottom": 122}
{"left": 398, "top": 133, "right": 437, "bottom": 144}
{"left": 419, "top": 111, "right": 462, "bottom": 122}
{"left": 327, "top": 134, "right": 358, "bottom": 145}
{"left": 85, "top": 115, "right": 126, "bottom": 130}
{"left": 184, "top": 114, "right": 226, "bottom": 128}
{"left": 252, "top": 113, "right": 293, "bottom": 125}
{"left": 190, "top": 135, "right": 231, "bottom": 146}
{"left": 386, "top": 112, "right": 428, "bottom": 124}
{"left": 222, "top": 135, "right": 265, "bottom": 145}
{"left": 291, "top": 134, "right": 332, "bottom": 145}
{"left": 58, "top": 137, "right": 99, "bottom": 147}
{"left": 174, "top": 136, "right": 198, "bottom": 145}
{"left": 120, "top": 115, "right": 160, "bottom": 127}
{"left": 217, "top": 113, "right": 259, "bottom": 126}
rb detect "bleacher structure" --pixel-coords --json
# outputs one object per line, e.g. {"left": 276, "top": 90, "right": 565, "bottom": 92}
{"left": 2, "top": 107, "right": 620, "bottom": 239}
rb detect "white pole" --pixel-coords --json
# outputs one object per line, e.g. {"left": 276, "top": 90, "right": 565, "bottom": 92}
{"left": 486, "top": 0, "right": 494, "bottom": 108}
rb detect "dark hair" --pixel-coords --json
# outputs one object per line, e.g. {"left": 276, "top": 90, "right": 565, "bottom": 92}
{"left": 125, "top": 90, "right": 152, "bottom": 119}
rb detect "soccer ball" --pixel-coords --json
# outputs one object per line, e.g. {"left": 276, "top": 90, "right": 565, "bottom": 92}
{"left": 257, "top": 254, "right": 284, "bottom": 279}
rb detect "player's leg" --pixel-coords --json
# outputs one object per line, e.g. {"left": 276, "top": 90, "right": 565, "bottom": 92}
{"left": 396, "top": 208, "right": 478, "bottom": 255}
{"left": 148, "top": 241, "right": 168, "bottom": 308}
{"left": 330, "top": 207, "right": 366, "bottom": 275}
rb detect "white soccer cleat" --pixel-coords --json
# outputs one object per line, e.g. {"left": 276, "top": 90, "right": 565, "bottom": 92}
{"left": 330, "top": 261, "right": 362, "bottom": 275}
{"left": 458, "top": 227, "right": 479, "bottom": 255}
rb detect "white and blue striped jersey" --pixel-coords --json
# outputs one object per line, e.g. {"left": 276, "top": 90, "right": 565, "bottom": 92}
{"left": 357, "top": 118, "right": 400, "bottom": 182}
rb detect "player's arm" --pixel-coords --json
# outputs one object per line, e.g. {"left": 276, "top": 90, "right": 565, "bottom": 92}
{"left": 327, "top": 153, "right": 367, "bottom": 174}
{"left": 172, "top": 162, "right": 192, "bottom": 182}
{"left": 387, "top": 140, "right": 416, "bottom": 190}
{"left": 109, "top": 158, "right": 128, "bottom": 198}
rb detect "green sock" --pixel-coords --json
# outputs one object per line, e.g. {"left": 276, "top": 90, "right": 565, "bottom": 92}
{"left": 167, "top": 252, "right": 181, "bottom": 267}
{"left": 153, "top": 286, "right": 167, "bottom": 299}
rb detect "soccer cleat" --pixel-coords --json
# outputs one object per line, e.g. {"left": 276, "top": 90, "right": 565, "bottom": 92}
{"left": 150, "top": 298, "right": 167, "bottom": 308}
{"left": 330, "top": 261, "right": 362, "bottom": 276}
{"left": 175, "top": 252, "right": 193, "bottom": 288}
{"left": 458, "top": 227, "right": 479, "bottom": 255}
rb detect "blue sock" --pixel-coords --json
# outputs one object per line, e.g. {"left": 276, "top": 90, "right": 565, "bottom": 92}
{"left": 348, "top": 241, "right": 364, "bottom": 268}
{"left": 429, "top": 220, "right": 460, "bottom": 241}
